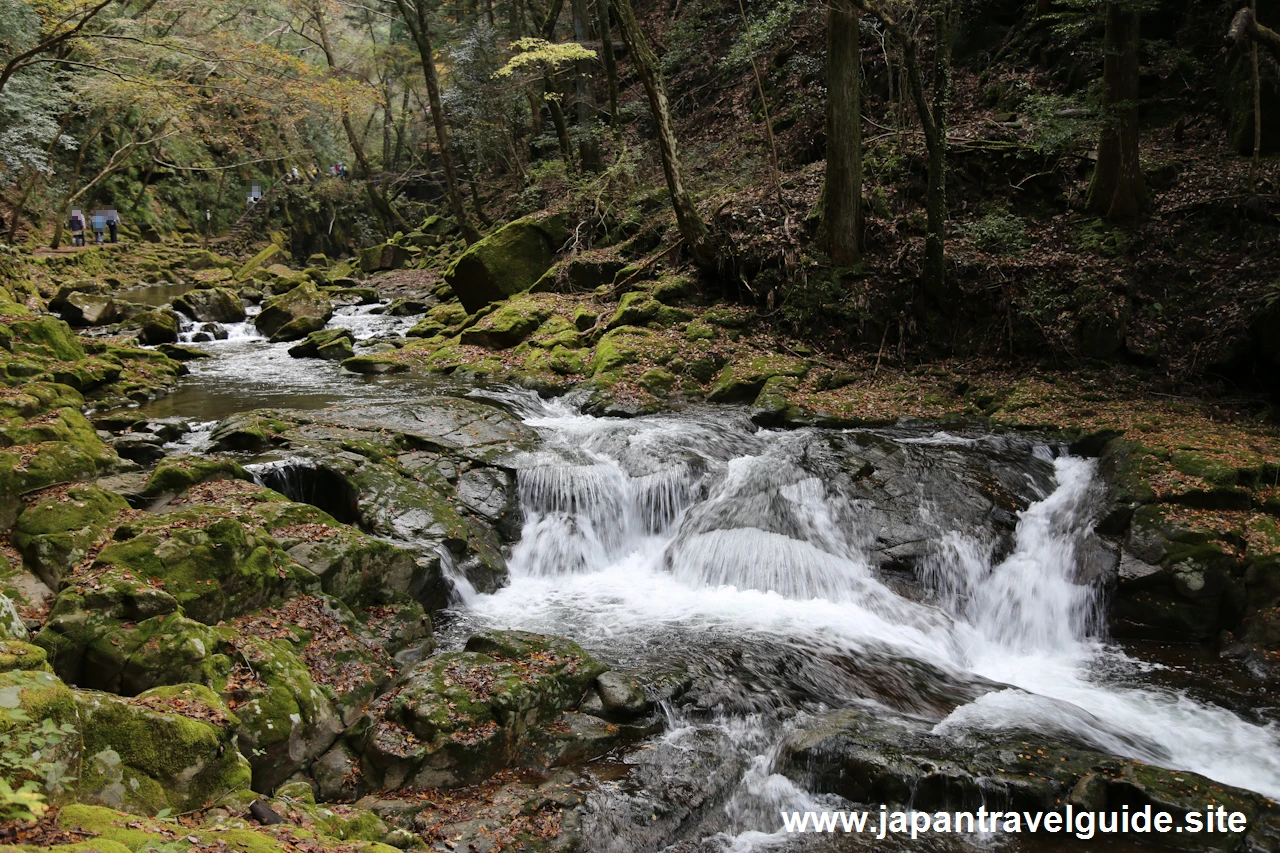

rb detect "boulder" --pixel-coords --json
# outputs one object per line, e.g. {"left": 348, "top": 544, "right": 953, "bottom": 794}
{"left": 12, "top": 484, "right": 129, "bottom": 590}
{"left": 134, "top": 310, "right": 179, "bottom": 345}
{"left": 234, "top": 242, "right": 287, "bottom": 282}
{"left": 60, "top": 291, "right": 119, "bottom": 326}
{"left": 358, "top": 631, "right": 606, "bottom": 789}
{"left": 459, "top": 299, "right": 550, "bottom": 350}
{"left": 359, "top": 244, "right": 411, "bottom": 274}
{"left": 288, "top": 328, "right": 356, "bottom": 361}
{"left": 254, "top": 281, "right": 333, "bottom": 343}
{"left": 607, "top": 291, "right": 661, "bottom": 329}
{"left": 173, "top": 287, "right": 246, "bottom": 324}
{"left": 444, "top": 215, "right": 567, "bottom": 313}
{"left": 75, "top": 683, "right": 252, "bottom": 814}
{"left": 707, "top": 356, "right": 809, "bottom": 403}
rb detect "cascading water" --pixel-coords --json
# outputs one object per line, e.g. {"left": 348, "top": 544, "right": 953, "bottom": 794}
{"left": 452, "top": 390, "right": 1280, "bottom": 851}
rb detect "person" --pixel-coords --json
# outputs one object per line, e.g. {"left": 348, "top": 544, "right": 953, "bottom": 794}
{"left": 340, "top": 163, "right": 349, "bottom": 180}
{"left": 91, "top": 213, "right": 106, "bottom": 244}
{"left": 310, "top": 165, "right": 320, "bottom": 185}
{"left": 292, "top": 166, "right": 300, "bottom": 183}
{"left": 106, "top": 209, "right": 120, "bottom": 243}
{"left": 69, "top": 210, "right": 85, "bottom": 246}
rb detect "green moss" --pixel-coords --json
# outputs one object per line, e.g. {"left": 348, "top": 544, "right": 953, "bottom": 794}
{"left": 76, "top": 687, "right": 252, "bottom": 814}
{"left": 708, "top": 356, "right": 808, "bottom": 403}
{"left": 608, "top": 292, "right": 661, "bottom": 329}
{"left": 590, "top": 327, "right": 654, "bottom": 375}
{"left": 144, "top": 456, "right": 252, "bottom": 496}
{"left": 459, "top": 297, "right": 551, "bottom": 349}
{"left": 1171, "top": 451, "right": 1239, "bottom": 488}
{"left": 8, "top": 316, "right": 86, "bottom": 362}
{"left": 0, "top": 640, "right": 50, "bottom": 672}
{"left": 444, "top": 214, "right": 568, "bottom": 313}
{"left": 638, "top": 368, "right": 677, "bottom": 396}
{"left": 684, "top": 321, "right": 717, "bottom": 341}
{"left": 13, "top": 484, "right": 129, "bottom": 589}
{"left": 342, "top": 354, "right": 408, "bottom": 374}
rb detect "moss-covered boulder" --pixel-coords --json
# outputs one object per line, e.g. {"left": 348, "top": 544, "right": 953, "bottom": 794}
{"left": 445, "top": 215, "right": 568, "bottom": 313}
{"left": 76, "top": 683, "right": 252, "bottom": 814}
{"left": 133, "top": 310, "right": 179, "bottom": 345}
{"left": 590, "top": 327, "right": 654, "bottom": 375}
{"left": 142, "top": 455, "right": 252, "bottom": 496}
{"left": 358, "top": 630, "right": 606, "bottom": 789}
{"left": 89, "top": 509, "right": 316, "bottom": 625}
{"left": 172, "top": 287, "right": 246, "bottom": 324}
{"left": 0, "top": 399, "right": 121, "bottom": 500}
{"left": 220, "top": 634, "right": 341, "bottom": 792}
{"left": 707, "top": 356, "right": 809, "bottom": 403}
{"left": 12, "top": 484, "right": 128, "bottom": 591}
{"left": 254, "top": 282, "right": 334, "bottom": 343}
{"left": 608, "top": 291, "right": 661, "bottom": 329}
{"left": 359, "top": 243, "right": 411, "bottom": 274}
{"left": 288, "top": 328, "right": 356, "bottom": 361}
{"left": 341, "top": 354, "right": 407, "bottom": 374}
{"left": 36, "top": 572, "right": 230, "bottom": 695}
{"left": 459, "top": 298, "right": 551, "bottom": 350}
{"left": 234, "top": 242, "right": 288, "bottom": 282}
{"left": 0, "top": 639, "right": 48, "bottom": 671}
{"left": 0, "top": 669, "right": 81, "bottom": 802}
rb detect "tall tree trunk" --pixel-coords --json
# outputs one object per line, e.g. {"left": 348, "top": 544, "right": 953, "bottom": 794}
{"left": 613, "top": 0, "right": 714, "bottom": 268}
{"left": 1088, "top": 1, "right": 1145, "bottom": 220}
{"left": 824, "top": 0, "right": 862, "bottom": 265}
{"left": 596, "top": 0, "right": 620, "bottom": 127}
{"left": 571, "top": 0, "right": 601, "bottom": 169}
{"left": 851, "top": 0, "right": 951, "bottom": 296}
{"left": 312, "top": 3, "right": 407, "bottom": 232}
{"left": 393, "top": 0, "right": 479, "bottom": 242}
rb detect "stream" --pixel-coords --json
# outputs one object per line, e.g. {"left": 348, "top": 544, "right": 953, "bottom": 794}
{"left": 123, "top": 295, "right": 1280, "bottom": 852}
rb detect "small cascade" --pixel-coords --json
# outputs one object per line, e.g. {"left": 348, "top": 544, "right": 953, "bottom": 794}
{"left": 249, "top": 458, "right": 362, "bottom": 524}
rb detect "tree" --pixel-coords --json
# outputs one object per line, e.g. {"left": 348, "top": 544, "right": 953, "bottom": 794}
{"left": 851, "top": 0, "right": 954, "bottom": 296}
{"left": 1087, "top": 1, "right": 1144, "bottom": 220}
{"left": 824, "top": 0, "right": 862, "bottom": 265}
{"left": 392, "top": 0, "right": 479, "bottom": 243}
{"left": 611, "top": 0, "right": 715, "bottom": 269}
{"left": 0, "top": 0, "right": 115, "bottom": 94}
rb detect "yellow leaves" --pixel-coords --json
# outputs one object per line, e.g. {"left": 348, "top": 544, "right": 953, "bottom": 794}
{"left": 493, "top": 38, "right": 598, "bottom": 79}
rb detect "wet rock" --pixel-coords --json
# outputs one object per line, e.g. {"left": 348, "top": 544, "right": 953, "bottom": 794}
{"left": 173, "top": 287, "right": 246, "bottom": 324}
{"left": 445, "top": 214, "right": 568, "bottom": 313}
{"left": 157, "top": 343, "right": 211, "bottom": 361}
{"left": 388, "top": 298, "right": 430, "bottom": 316}
{"left": 288, "top": 328, "right": 356, "bottom": 361}
{"left": 460, "top": 298, "right": 550, "bottom": 349}
{"left": 341, "top": 354, "right": 406, "bottom": 374}
{"left": 594, "top": 671, "right": 649, "bottom": 719}
{"left": 110, "top": 432, "right": 167, "bottom": 464}
{"left": 255, "top": 281, "right": 334, "bottom": 343}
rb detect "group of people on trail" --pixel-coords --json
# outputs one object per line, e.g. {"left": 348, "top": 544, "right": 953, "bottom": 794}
{"left": 283, "top": 163, "right": 350, "bottom": 186}
{"left": 68, "top": 209, "right": 120, "bottom": 246}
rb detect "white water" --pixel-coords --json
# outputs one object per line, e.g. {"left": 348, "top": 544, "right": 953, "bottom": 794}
{"left": 458, "top": 392, "right": 1280, "bottom": 849}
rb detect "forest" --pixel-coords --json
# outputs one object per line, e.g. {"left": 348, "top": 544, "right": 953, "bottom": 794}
{"left": 2, "top": 1, "right": 1280, "bottom": 851}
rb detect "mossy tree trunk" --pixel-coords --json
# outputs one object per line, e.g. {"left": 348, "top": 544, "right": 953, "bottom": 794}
{"left": 612, "top": 0, "right": 716, "bottom": 269}
{"left": 825, "top": 0, "right": 862, "bottom": 265}
{"left": 1088, "top": 1, "right": 1145, "bottom": 221}
{"left": 596, "top": 0, "right": 620, "bottom": 128}
{"left": 393, "top": 0, "right": 480, "bottom": 243}
{"left": 572, "top": 0, "right": 601, "bottom": 170}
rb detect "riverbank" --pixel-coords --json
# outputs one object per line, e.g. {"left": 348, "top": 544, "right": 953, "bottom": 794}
{"left": 3, "top": 239, "right": 1280, "bottom": 852}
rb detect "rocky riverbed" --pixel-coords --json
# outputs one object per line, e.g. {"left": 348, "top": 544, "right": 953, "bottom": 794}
{"left": 3, "top": 239, "right": 1280, "bottom": 852}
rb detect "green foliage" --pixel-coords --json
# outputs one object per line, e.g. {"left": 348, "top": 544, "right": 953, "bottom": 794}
{"left": 0, "top": 707, "right": 78, "bottom": 821}
{"left": 720, "top": 0, "right": 810, "bottom": 73}
{"left": 1019, "top": 91, "right": 1098, "bottom": 158}
{"left": 0, "top": 0, "right": 73, "bottom": 185}
{"left": 494, "top": 38, "right": 597, "bottom": 78}
{"left": 957, "top": 209, "right": 1030, "bottom": 255}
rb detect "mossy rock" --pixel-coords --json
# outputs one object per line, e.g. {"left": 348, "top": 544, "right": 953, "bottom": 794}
{"left": 7, "top": 315, "right": 86, "bottom": 362}
{"left": 88, "top": 510, "right": 315, "bottom": 625}
{"left": 288, "top": 328, "right": 356, "bottom": 360}
{"left": 638, "top": 368, "right": 677, "bottom": 396}
{"left": 590, "top": 327, "right": 656, "bottom": 375}
{"left": 707, "top": 356, "right": 809, "bottom": 403}
{"left": 652, "top": 274, "right": 694, "bottom": 304}
{"left": 360, "top": 243, "right": 411, "bottom": 274}
{"left": 219, "top": 634, "right": 341, "bottom": 792}
{"left": 254, "top": 282, "right": 334, "bottom": 343}
{"left": 133, "top": 310, "right": 179, "bottom": 345}
{"left": 0, "top": 640, "right": 49, "bottom": 672}
{"left": 459, "top": 298, "right": 551, "bottom": 349}
{"left": 0, "top": 406, "right": 120, "bottom": 497}
{"left": 529, "top": 315, "right": 583, "bottom": 350}
{"left": 445, "top": 215, "right": 568, "bottom": 313}
{"left": 360, "top": 630, "right": 606, "bottom": 789}
{"left": 750, "top": 376, "right": 802, "bottom": 427}
{"left": 172, "top": 287, "right": 246, "bottom": 324}
{"left": 683, "top": 321, "right": 717, "bottom": 341}
{"left": 76, "top": 684, "right": 252, "bottom": 814}
{"left": 36, "top": 574, "right": 230, "bottom": 695}
{"left": 608, "top": 291, "right": 661, "bottom": 329}
{"left": 143, "top": 455, "right": 253, "bottom": 496}
{"left": 13, "top": 484, "right": 129, "bottom": 590}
